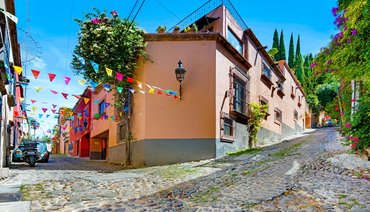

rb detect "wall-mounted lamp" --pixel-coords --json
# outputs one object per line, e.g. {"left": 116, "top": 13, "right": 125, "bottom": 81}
{"left": 175, "top": 60, "right": 186, "bottom": 100}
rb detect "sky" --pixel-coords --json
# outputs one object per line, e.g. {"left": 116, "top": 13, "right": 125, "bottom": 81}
{"left": 13, "top": 0, "right": 338, "bottom": 137}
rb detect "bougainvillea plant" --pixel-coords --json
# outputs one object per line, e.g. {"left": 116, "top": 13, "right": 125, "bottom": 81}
{"left": 71, "top": 8, "right": 147, "bottom": 109}
{"left": 312, "top": 0, "right": 370, "bottom": 157}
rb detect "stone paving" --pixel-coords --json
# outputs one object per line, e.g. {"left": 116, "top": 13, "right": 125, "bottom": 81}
{"left": 1, "top": 127, "right": 369, "bottom": 211}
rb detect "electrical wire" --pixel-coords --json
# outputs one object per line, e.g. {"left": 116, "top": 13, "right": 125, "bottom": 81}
{"left": 63, "top": 0, "right": 74, "bottom": 92}
{"left": 127, "top": 0, "right": 139, "bottom": 20}
{"left": 155, "top": 0, "right": 181, "bottom": 21}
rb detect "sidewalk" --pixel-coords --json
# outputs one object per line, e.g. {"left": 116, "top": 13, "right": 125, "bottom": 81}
{"left": 0, "top": 173, "right": 31, "bottom": 212}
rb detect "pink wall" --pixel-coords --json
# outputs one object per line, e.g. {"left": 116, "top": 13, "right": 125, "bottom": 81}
{"left": 133, "top": 40, "right": 217, "bottom": 140}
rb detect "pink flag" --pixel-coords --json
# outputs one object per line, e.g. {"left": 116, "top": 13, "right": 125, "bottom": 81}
{"left": 116, "top": 72, "right": 123, "bottom": 81}
{"left": 50, "top": 90, "right": 58, "bottom": 94}
{"left": 52, "top": 104, "right": 57, "bottom": 108}
{"left": 73, "top": 95, "right": 81, "bottom": 99}
{"left": 48, "top": 73, "right": 56, "bottom": 82}
{"left": 62, "top": 93, "right": 69, "bottom": 99}
{"left": 64, "top": 76, "right": 71, "bottom": 85}
{"left": 42, "top": 108, "right": 48, "bottom": 113}
{"left": 52, "top": 109, "right": 57, "bottom": 114}
{"left": 31, "top": 100, "right": 37, "bottom": 104}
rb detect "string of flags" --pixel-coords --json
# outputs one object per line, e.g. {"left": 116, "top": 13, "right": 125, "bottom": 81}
{"left": 12, "top": 62, "right": 179, "bottom": 99}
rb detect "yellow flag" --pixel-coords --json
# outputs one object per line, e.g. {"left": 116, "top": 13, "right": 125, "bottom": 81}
{"left": 84, "top": 98, "right": 90, "bottom": 104}
{"left": 34, "top": 87, "right": 42, "bottom": 93}
{"left": 19, "top": 97, "right": 25, "bottom": 102}
{"left": 78, "top": 116, "right": 82, "bottom": 120}
{"left": 13, "top": 65, "right": 22, "bottom": 75}
{"left": 78, "top": 79, "right": 85, "bottom": 85}
{"left": 69, "top": 111, "right": 73, "bottom": 116}
{"left": 149, "top": 88, "right": 155, "bottom": 94}
{"left": 32, "top": 106, "right": 37, "bottom": 111}
{"left": 105, "top": 67, "right": 113, "bottom": 76}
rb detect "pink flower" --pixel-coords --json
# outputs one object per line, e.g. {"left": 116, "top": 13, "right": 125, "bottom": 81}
{"left": 327, "top": 59, "right": 332, "bottom": 65}
{"left": 352, "top": 28, "right": 357, "bottom": 36}
{"left": 353, "top": 137, "right": 359, "bottom": 142}
{"left": 340, "top": 112, "right": 344, "bottom": 116}
{"left": 345, "top": 123, "right": 351, "bottom": 128}
{"left": 351, "top": 143, "right": 357, "bottom": 148}
{"left": 91, "top": 18, "right": 100, "bottom": 24}
{"left": 309, "top": 62, "right": 317, "bottom": 69}
{"left": 110, "top": 10, "right": 118, "bottom": 17}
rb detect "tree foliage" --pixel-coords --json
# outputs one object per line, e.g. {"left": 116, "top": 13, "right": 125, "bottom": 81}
{"left": 279, "top": 30, "right": 286, "bottom": 60}
{"left": 248, "top": 103, "right": 268, "bottom": 148}
{"left": 272, "top": 29, "right": 280, "bottom": 60}
{"left": 71, "top": 9, "right": 147, "bottom": 108}
{"left": 312, "top": 0, "right": 370, "bottom": 155}
{"left": 288, "top": 33, "right": 295, "bottom": 67}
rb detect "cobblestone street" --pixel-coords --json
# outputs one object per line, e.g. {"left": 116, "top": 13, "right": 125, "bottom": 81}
{"left": 1, "top": 127, "right": 369, "bottom": 211}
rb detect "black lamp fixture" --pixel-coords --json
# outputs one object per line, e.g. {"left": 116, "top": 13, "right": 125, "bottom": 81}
{"left": 175, "top": 60, "right": 186, "bottom": 99}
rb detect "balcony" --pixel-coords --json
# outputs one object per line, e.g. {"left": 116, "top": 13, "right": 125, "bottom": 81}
{"left": 230, "top": 96, "right": 250, "bottom": 124}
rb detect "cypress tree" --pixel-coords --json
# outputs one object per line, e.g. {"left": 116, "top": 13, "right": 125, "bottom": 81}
{"left": 288, "top": 33, "right": 295, "bottom": 67}
{"left": 272, "top": 29, "right": 280, "bottom": 60}
{"left": 295, "top": 35, "right": 302, "bottom": 65}
{"left": 295, "top": 56, "right": 305, "bottom": 86}
{"left": 279, "top": 30, "right": 286, "bottom": 60}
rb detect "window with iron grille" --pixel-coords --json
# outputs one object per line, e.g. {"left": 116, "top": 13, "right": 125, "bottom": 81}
{"left": 233, "top": 77, "right": 246, "bottom": 114}
{"left": 220, "top": 112, "right": 235, "bottom": 142}
{"left": 119, "top": 123, "right": 127, "bottom": 141}
{"left": 223, "top": 117, "right": 233, "bottom": 137}
{"left": 274, "top": 108, "right": 282, "bottom": 124}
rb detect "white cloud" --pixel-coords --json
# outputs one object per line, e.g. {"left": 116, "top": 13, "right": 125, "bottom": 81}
{"left": 30, "top": 57, "right": 47, "bottom": 70}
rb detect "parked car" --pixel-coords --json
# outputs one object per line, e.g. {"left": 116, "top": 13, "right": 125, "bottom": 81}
{"left": 12, "top": 141, "right": 51, "bottom": 163}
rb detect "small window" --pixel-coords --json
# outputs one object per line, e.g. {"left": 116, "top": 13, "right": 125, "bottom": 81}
{"left": 294, "top": 110, "right": 298, "bottom": 120}
{"left": 223, "top": 117, "right": 233, "bottom": 137}
{"left": 221, "top": 113, "right": 235, "bottom": 142}
{"left": 227, "top": 28, "right": 243, "bottom": 55}
{"left": 291, "top": 85, "right": 296, "bottom": 99}
{"left": 262, "top": 62, "right": 272, "bottom": 79}
{"left": 99, "top": 100, "right": 106, "bottom": 114}
{"left": 274, "top": 108, "right": 282, "bottom": 124}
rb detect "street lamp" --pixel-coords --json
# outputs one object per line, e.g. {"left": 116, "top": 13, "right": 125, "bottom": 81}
{"left": 175, "top": 60, "right": 186, "bottom": 100}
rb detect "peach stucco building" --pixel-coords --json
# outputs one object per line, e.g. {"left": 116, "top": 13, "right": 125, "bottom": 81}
{"left": 89, "top": 2, "right": 311, "bottom": 166}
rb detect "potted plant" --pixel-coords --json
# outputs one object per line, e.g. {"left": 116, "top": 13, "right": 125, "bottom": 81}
{"left": 173, "top": 26, "right": 180, "bottom": 33}
{"left": 191, "top": 23, "right": 198, "bottom": 33}
{"left": 156, "top": 25, "right": 166, "bottom": 33}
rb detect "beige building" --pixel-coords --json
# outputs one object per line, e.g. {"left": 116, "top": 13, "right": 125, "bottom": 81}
{"left": 88, "top": 1, "right": 311, "bottom": 166}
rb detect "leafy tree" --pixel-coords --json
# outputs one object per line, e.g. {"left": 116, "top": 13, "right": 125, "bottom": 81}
{"left": 268, "top": 48, "right": 278, "bottom": 58}
{"left": 288, "top": 33, "right": 295, "bottom": 67}
{"left": 71, "top": 9, "right": 147, "bottom": 165}
{"left": 272, "top": 29, "right": 280, "bottom": 60}
{"left": 279, "top": 30, "right": 286, "bottom": 60}
{"left": 316, "top": 81, "right": 339, "bottom": 109}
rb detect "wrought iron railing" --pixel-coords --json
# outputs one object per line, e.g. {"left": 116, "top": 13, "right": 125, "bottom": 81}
{"left": 168, "top": 0, "right": 248, "bottom": 32}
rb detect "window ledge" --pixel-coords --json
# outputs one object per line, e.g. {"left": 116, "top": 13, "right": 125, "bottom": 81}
{"left": 298, "top": 102, "right": 302, "bottom": 107}
{"left": 290, "top": 93, "right": 296, "bottom": 99}
{"left": 260, "top": 74, "right": 274, "bottom": 89}
{"left": 230, "top": 110, "right": 250, "bottom": 124}
{"left": 220, "top": 136, "right": 234, "bottom": 143}
{"left": 277, "top": 90, "right": 285, "bottom": 98}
